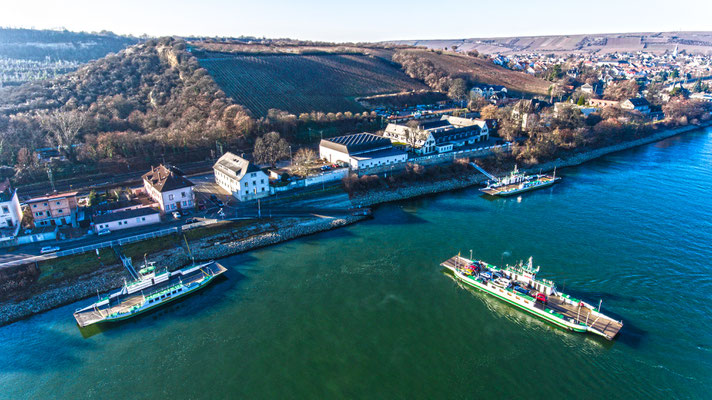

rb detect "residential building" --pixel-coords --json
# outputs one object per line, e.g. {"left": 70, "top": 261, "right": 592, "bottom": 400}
{"left": 93, "top": 207, "right": 161, "bottom": 233}
{"left": 142, "top": 165, "right": 195, "bottom": 213}
{"left": 26, "top": 191, "right": 79, "bottom": 227}
{"left": 620, "top": 98, "right": 651, "bottom": 113}
{"left": 319, "top": 133, "right": 407, "bottom": 170}
{"left": 589, "top": 98, "right": 620, "bottom": 108}
{"left": 383, "top": 115, "right": 490, "bottom": 155}
{"left": 213, "top": 152, "right": 269, "bottom": 201}
{"left": 0, "top": 179, "right": 22, "bottom": 230}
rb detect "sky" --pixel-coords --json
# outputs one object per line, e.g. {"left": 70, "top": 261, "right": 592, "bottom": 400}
{"left": 3, "top": 0, "right": 711, "bottom": 42}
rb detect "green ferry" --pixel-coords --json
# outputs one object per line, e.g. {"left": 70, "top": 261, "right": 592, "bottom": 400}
{"left": 441, "top": 255, "right": 622, "bottom": 340}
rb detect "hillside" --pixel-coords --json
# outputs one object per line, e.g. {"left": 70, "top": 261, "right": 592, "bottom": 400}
{"left": 194, "top": 50, "right": 429, "bottom": 117}
{"left": 0, "top": 37, "right": 247, "bottom": 182}
{"left": 395, "top": 49, "right": 551, "bottom": 96}
{"left": 392, "top": 31, "right": 712, "bottom": 55}
{"left": 0, "top": 28, "right": 140, "bottom": 86}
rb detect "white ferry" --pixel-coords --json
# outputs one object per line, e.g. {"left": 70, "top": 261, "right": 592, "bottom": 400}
{"left": 74, "top": 260, "right": 226, "bottom": 327}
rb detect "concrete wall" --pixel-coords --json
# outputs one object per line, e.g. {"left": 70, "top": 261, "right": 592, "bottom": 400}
{"left": 94, "top": 212, "right": 161, "bottom": 233}
{"left": 304, "top": 168, "right": 349, "bottom": 186}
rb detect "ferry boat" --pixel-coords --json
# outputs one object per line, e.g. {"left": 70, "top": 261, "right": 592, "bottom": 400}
{"left": 480, "top": 165, "right": 560, "bottom": 196}
{"left": 441, "top": 255, "right": 623, "bottom": 340}
{"left": 73, "top": 260, "right": 226, "bottom": 327}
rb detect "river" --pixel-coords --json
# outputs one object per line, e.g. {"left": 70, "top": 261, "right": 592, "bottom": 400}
{"left": 1, "top": 127, "right": 711, "bottom": 399}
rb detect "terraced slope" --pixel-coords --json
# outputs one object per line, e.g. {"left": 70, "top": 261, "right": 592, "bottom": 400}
{"left": 197, "top": 52, "right": 429, "bottom": 117}
{"left": 401, "top": 49, "right": 551, "bottom": 95}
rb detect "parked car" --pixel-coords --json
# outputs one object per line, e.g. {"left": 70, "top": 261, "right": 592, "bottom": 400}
{"left": 185, "top": 218, "right": 198, "bottom": 224}
{"left": 172, "top": 211, "right": 182, "bottom": 219}
{"left": 97, "top": 228, "right": 111, "bottom": 236}
{"left": 535, "top": 293, "right": 548, "bottom": 304}
{"left": 40, "top": 246, "right": 60, "bottom": 254}
{"left": 319, "top": 165, "right": 331, "bottom": 171}
{"left": 197, "top": 202, "right": 206, "bottom": 211}
{"left": 215, "top": 199, "right": 224, "bottom": 207}
{"left": 210, "top": 194, "right": 218, "bottom": 202}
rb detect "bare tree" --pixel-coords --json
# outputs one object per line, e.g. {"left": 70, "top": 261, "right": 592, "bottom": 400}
{"left": 40, "top": 109, "right": 88, "bottom": 162}
{"left": 253, "top": 131, "right": 290, "bottom": 167}
{"left": 292, "top": 147, "right": 316, "bottom": 175}
{"left": 403, "top": 120, "right": 425, "bottom": 151}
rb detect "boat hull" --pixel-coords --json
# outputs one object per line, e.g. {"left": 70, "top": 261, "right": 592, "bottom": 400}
{"left": 480, "top": 176, "right": 560, "bottom": 196}
{"left": 446, "top": 266, "right": 587, "bottom": 333}
{"left": 74, "top": 261, "right": 226, "bottom": 327}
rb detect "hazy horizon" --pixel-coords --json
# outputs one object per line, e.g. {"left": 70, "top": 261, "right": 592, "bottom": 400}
{"left": 3, "top": 0, "right": 712, "bottom": 43}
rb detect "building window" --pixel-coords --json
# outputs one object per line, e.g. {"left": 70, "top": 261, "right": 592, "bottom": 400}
{"left": 57, "top": 209, "right": 63, "bottom": 213}
{"left": 1, "top": 206, "right": 8, "bottom": 213}
{"left": 244, "top": 182, "right": 249, "bottom": 187}
{"left": 33, "top": 204, "right": 37, "bottom": 208}
{"left": 260, "top": 179, "right": 264, "bottom": 184}
{"left": 56, "top": 201, "right": 61, "bottom": 205}
{"left": 142, "top": 217, "right": 146, "bottom": 221}
{"left": 181, "top": 192, "right": 186, "bottom": 198}
{"left": 168, "top": 194, "right": 174, "bottom": 201}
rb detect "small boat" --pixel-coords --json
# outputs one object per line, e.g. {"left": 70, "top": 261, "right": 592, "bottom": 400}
{"left": 73, "top": 260, "right": 226, "bottom": 327}
{"left": 441, "top": 255, "right": 623, "bottom": 340}
{"left": 480, "top": 165, "right": 561, "bottom": 196}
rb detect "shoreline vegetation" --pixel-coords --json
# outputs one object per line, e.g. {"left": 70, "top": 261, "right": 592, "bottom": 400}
{"left": 1, "top": 121, "right": 710, "bottom": 327}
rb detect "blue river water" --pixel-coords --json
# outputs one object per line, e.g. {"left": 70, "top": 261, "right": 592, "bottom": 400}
{"left": 1, "top": 127, "right": 711, "bottom": 399}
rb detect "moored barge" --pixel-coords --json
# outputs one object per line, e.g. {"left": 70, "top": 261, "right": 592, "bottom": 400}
{"left": 441, "top": 255, "right": 622, "bottom": 340}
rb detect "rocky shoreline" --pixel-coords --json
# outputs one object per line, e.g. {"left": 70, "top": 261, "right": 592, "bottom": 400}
{"left": 353, "top": 122, "right": 712, "bottom": 206}
{"left": 1, "top": 122, "right": 709, "bottom": 327}
{"left": 0, "top": 215, "right": 367, "bottom": 326}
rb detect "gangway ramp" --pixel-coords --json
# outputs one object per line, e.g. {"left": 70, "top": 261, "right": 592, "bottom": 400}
{"left": 470, "top": 162, "right": 498, "bottom": 181}
{"left": 113, "top": 245, "right": 139, "bottom": 280}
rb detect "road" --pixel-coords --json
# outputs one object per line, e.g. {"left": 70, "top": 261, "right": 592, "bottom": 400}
{"left": 1, "top": 174, "right": 356, "bottom": 268}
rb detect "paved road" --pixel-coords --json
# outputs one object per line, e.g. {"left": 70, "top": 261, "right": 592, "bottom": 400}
{"left": 1, "top": 177, "right": 356, "bottom": 267}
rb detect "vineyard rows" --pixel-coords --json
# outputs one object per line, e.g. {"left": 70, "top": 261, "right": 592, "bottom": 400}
{"left": 199, "top": 54, "right": 428, "bottom": 117}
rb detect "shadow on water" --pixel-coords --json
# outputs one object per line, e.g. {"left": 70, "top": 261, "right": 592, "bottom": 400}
{"left": 78, "top": 271, "right": 244, "bottom": 339}
{"left": 557, "top": 287, "right": 648, "bottom": 348}
{"left": 0, "top": 325, "right": 93, "bottom": 373}
{"left": 300, "top": 227, "right": 357, "bottom": 243}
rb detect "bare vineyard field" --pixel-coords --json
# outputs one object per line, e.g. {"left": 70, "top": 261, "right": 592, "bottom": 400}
{"left": 198, "top": 52, "right": 429, "bottom": 117}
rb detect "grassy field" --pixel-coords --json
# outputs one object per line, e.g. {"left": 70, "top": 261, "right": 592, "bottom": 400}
{"left": 197, "top": 52, "right": 429, "bottom": 117}
{"left": 37, "top": 248, "right": 119, "bottom": 285}
{"left": 401, "top": 49, "right": 551, "bottom": 96}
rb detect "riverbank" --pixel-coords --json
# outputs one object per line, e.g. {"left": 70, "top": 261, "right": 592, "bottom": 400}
{"left": 0, "top": 214, "right": 367, "bottom": 326}
{"left": 352, "top": 121, "right": 712, "bottom": 206}
{"left": 1, "top": 121, "right": 709, "bottom": 327}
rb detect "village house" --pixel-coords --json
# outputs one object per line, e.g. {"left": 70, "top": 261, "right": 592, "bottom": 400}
{"left": 383, "top": 115, "right": 490, "bottom": 155}
{"left": 213, "top": 152, "right": 270, "bottom": 201}
{"left": 142, "top": 165, "right": 195, "bottom": 213}
{"left": 620, "top": 98, "right": 651, "bottom": 114}
{"left": 0, "top": 179, "right": 23, "bottom": 244}
{"left": 93, "top": 207, "right": 161, "bottom": 233}
{"left": 0, "top": 179, "right": 22, "bottom": 230}
{"left": 319, "top": 133, "right": 407, "bottom": 170}
{"left": 589, "top": 98, "right": 620, "bottom": 108}
{"left": 26, "top": 191, "right": 79, "bottom": 227}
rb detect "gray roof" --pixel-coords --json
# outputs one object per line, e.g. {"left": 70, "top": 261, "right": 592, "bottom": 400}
{"left": 93, "top": 207, "right": 159, "bottom": 224}
{"left": 430, "top": 125, "right": 481, "bottom": 144}
{"left": 142, "top": 165, "right": 194, "bottom": 192}
{"left": 350, "top": 147, "right": 407, "bottom": 161}
{"left": 626, "top": 98, "right": 650, "bottom": 107}
{"left": 419, "top": 120, "right": 451, "bottom": 130}
{"left": 320, "top": 133, "right": 392, "bottom": 155}
{"left": 213, "top": 152, "right": 262, "bottom": 181}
